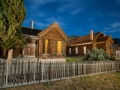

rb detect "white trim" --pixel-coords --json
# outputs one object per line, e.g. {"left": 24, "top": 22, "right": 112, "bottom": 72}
{"left": 70, "top": 42, "right": 93, "bottom": 46}
{"left": 69, "top": 48, "right": 71, "bottom": 54}
{"left": 22, "top": 34, "right": 38, "bottom": 39}
{"left": 84, "top": 46, "right": 86, "bottom": 54}
{"left": 76, "top": 47, "right": 78, "bottom": 54}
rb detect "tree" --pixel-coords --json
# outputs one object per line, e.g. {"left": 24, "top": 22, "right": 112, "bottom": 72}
{"left": 0, "top": 0, "right": 26, "bottom": 61}
{"left": 82, "top": 48, "right": 111, "bottom": 61}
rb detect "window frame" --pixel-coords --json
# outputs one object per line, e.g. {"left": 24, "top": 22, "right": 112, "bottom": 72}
{"left": 75, "top": 47, "right": 78, "bottom": 54}
{"left": 69, "top": 48, "right": 71, "bottom": 54}
{"left": 83, "top": 46, "right": 86, "bottom": 54}
{"left": 57, "top": 41, "right": 62, "bottom": 54}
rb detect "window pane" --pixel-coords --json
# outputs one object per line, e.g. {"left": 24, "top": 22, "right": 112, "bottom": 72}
{"left": 76, "top": 47, "right": 78, "bottom": 54}
{"left": 84, "top": 46, "right": 86, "bottom": 54}
{"left": 69, "top": 48, "right": 71, "bottom": 54}
{"left": 45, "top": 39, "right": 48, "bottom": 54}
{"left": 57, "top": 41, "right": 61, "bottom": 54}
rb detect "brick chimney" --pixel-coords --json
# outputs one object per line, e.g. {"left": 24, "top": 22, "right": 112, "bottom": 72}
{"left": 90, "top": 30, "right": 93, "bottom": 40}
{"left": 31, "top": 20, "right": 34, "bottom": 29}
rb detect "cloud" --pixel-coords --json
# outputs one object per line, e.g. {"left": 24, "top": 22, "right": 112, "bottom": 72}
{"left": 106, "top": 12, "right": 120, "bottom": 18}
{"left": 57, "top": 0, "right": 85, "bottom": 15}
{"left": 89, "top": 17, "right": 94, "bottom": 21}
{"left": 46, "top": 17, "right": 66, "bottom": 26}
{"left": 103, "top": 29, "right": 120, "bottom": 33}
{"left": 116, "top": 0, "right": 120, "bottom": 5}
{"left": 110, "top": 22, "right": 120, "bottom": 28}
{"left": 57, "top": 3, "right": 74, "bottom": 13}
{"left": 89, "top": 24, "right": 97, "bottom": 29}
{"left": 26, "top": 0, "right": 56, "bottom": 5}
{"left": 70, "top": 9, "right": 83, "bottom": 15}
{"left": 104, "top": 27, "right": 110, "bottom": 30}
{"left": 34, "top": 21, "right": 49, "bottom": 29}
{"left": 76, "top": 30, "right": 89, "bottom": 33}
{"left": 103, "top": 22, "right": 120, "bottom": 33}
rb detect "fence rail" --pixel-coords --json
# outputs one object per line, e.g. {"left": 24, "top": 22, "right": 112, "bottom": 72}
{"left": 0, "top": 60, "right": 119, "bottom": 88}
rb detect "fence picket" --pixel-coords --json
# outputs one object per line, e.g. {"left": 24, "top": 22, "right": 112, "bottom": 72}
{"left": 0, "top": 60, "right": 119, "bottom": 89}
{"left": 1, "top": 61, "right": 5, "bottom": 87}
{"left": 21, "top": 61, "right": 23, "bottom": 84}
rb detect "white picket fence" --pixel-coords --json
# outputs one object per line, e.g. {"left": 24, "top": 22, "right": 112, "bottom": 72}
{"left": 0, "top": 60, "right": 118, "bottom": 88}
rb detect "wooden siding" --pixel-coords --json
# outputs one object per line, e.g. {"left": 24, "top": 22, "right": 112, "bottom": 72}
{"left": 66, "top": 44, "right": 93, "bottom": 57}
{"left": 106, "top": 40, "right": 113, "bottom": 55}
{"left": 38, "top": 27, "right": 66, "bottom": 59}
{"left": 24, "top": 39, "right": 37, "bottom": 56}
{"left": 96, "top": 43, "right": 106, "bottom": 51}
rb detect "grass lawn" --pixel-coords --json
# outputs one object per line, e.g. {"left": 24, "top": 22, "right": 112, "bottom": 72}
{"left": 2, "top": 71, "right": 120, "bottom": 90}
{"left": 66, "top": 57, "right": 82, "bottom": 62}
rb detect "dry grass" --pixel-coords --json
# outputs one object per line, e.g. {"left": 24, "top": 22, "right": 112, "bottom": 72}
{"left": 2, "top": 71, "right": 120, "bottom": 90}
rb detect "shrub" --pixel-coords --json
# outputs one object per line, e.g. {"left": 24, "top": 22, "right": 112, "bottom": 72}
{"left": 82, "top": 48, "right": 111, "bottom": 61}
{"left": 110, "top": 55, "right": 116, "bottom": 61}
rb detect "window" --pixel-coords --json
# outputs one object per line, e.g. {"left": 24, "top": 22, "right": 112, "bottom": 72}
{"left": 42, "top": 39, "right": 50, "bottom": 54}
{"left": 76, "top": 47, "right": 78, "bottom": 54}
{"left": 69, "top": 48, "right": 71, "bottom": 54}
{"left": 45, "top": 39, "right": 48, "bottom": 54}
{"left": 84, "top": 46, "right": 86, "bottom": 54}
{"left": 57, "top": 41, "right": 62, "bottom": 54}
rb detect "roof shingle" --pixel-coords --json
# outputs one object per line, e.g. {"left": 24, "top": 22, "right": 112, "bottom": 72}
{"left": 22, "top": 27, "right": 42, "bottom": 36}
{"left": 67, "top": 32, "right": 102, "bottom": 46}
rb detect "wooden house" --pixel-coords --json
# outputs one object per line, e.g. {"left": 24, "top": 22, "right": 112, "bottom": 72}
{"left": 66, "top": 30, "right": 114, "bottom": 57}
{"left": 112, "top": 44, "right": 120, "bottom": 54}
{"left": 0, "top": 22, "right": 68, "bottom": 59}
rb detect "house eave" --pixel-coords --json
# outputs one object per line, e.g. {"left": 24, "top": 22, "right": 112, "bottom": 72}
{"left": 22, "top": 34, "right": 38, "bottom": 40}
{"left": 69, "top": 42, "right": 93, "bottom": 46}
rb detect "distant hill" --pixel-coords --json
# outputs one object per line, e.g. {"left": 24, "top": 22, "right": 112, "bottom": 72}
{"left": 113, "top": 38, "right": 120, "bottom": 44}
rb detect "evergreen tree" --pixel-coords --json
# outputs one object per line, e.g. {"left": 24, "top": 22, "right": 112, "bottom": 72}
{"left": 0, "top": 0, "right": 26, "bottom": 61}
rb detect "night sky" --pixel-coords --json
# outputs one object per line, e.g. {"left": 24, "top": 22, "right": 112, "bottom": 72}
{"left": 22, "top": 0, "right": 120, "bottom": 38}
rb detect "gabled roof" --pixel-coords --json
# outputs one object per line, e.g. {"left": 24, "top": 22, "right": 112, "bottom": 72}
{"left": 22, "top": 27, "right": 42, "bottom": 36}
{"left": 38, "top": 22, "right": 68, "bottom": 40}
{"left": 97, "top": 36, "right": 109, "bottom": 42}
{"left": 67, "top": 32, "right": 101, "bottom": 46}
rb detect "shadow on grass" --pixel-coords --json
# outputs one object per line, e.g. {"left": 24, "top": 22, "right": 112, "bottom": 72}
{"left": 116, "top": 71, "right": 120, "bottom": 73}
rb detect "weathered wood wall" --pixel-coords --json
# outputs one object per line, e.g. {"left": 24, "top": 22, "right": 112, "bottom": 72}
{"left": 66, "top": 44, "right": 93, "bottom": 57}
{"left": 38, "top": 27, "right": 66, "bottom": 59}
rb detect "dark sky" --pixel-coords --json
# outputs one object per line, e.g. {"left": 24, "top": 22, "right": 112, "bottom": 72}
{"left": 22, "top": 0, "right": 120, "bottom": 38}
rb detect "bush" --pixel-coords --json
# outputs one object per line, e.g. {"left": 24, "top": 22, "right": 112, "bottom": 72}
{"left": 110, "top": 55, "right": 116, "bottom": 61}
{"left": 82, "top": 48, "right": 111, "bottom": 61}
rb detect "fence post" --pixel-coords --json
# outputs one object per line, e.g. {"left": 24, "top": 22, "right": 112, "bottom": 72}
{"left": 115, "top": 60, "right": 118, "bottom": 71}
{"left": 33, "top": 61, "right": 36, "bottom": 82}
{"left": 48, "top": 61, "right": 51, "bottom": 81}
{"left": 6, "top": 61, "right": 8, "bottom": 85}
